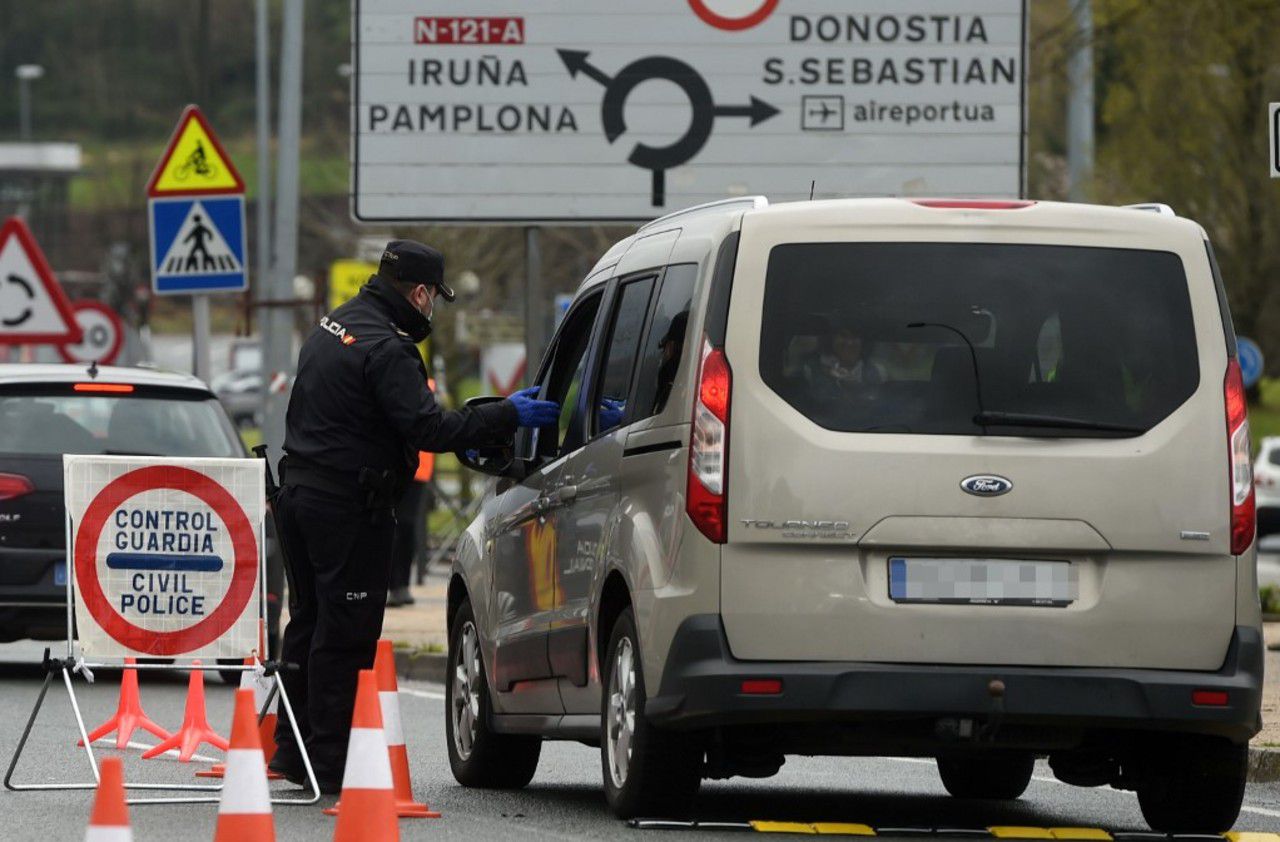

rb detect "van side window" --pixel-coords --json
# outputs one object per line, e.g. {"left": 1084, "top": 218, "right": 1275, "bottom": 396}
{"left": 592, "top": 276, "right": 656, "bottom": 437}
{"left": 631, "top": 263, "right": 696, "bottom": 420}
{"left": 529, "top": 291, "right": 602, "bottom": 460}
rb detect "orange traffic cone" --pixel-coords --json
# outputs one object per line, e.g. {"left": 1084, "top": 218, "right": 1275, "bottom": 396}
{"left": 141, "top": 660, "right": 228, "bottom": 762}
{"left": 197, "top": 659, "right": 282, "bottom": 780}
{"left": 326, "top": 669, "right": 399, "bottom": 842}
{"left": 213, "top": 689, "right": 275, "bottom": 841}
{"left": 84, "top": 756, "right": 132, "bottom": 842}
{"left": 79, "top": 657, "right": 171, "bottom": 750}
{"left": 376, "top": 639, "right": 439, "bottom": 817}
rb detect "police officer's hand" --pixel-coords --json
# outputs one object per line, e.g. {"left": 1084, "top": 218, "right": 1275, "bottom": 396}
{"left": 508, "top": 387, "right": 561, "bottom": 428}
{"left": 598, "top": 398, "right": 626, "bottom": 430}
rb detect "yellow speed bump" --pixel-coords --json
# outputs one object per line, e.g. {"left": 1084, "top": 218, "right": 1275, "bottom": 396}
{"left": 813, "top": 823, "right": 876, "bottom": 835}
{"left": 989, "top": 828, "right": 1055, "bottom": 839}
{"left": 1224, "top": 834, "right": 1280, "bottom": 842}
{"left": 1049, "top": 829, "right": 1111, "bottom": 840}
{"left": 751, "top": 821, "right": 818, "bottom": 834}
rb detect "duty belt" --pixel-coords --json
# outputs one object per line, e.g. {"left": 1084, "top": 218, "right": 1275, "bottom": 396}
{"left": 280, "top": 456, "right": 397, "bottom": 509}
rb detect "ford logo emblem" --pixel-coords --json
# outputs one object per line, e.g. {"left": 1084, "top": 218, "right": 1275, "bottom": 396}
{"left": 961, "top": 475, "right": 1013, "bottom": 497}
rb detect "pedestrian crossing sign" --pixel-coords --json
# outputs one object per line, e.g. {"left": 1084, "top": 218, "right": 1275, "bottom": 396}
{"left": 148, "top": 196, "right": 248, "bottom": 295}
{"left": 146, "top": 105, "right": 245, "bottom": 197}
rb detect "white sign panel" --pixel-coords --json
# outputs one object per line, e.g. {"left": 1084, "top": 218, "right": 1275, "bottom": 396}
{"left": 65, "top": 455, "right": 264, "bottom": 660}
{"left": 353, "top": 0, "right": 1028, "bottom": 222}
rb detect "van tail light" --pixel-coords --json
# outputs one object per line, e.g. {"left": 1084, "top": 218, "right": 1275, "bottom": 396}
{"left": 1226, "top": 359, "right": 1255, "bottom": 555}
{"left": 0, "top": 473, "right": 34, "bottom": 502}
{"left": 687, "top": 337, "right": 731, "bottom": 543}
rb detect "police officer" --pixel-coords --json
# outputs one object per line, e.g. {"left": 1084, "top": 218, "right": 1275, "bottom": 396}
{"left": 267, "top": 240, "right": 559, "bottom": 791}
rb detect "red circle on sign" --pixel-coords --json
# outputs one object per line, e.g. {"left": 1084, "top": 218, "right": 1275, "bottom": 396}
{"left": 74, "top": 466, "right": 258, "bottom": 656}
{"left": 688, "top": 0, "right": 778, "bottom": 31}
{"left": 57, "top": 300, "right": 125, "bottom": 366}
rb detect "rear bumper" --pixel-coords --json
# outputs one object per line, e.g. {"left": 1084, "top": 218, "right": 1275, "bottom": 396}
{"left": 647, "top": 615, "right": 1263, "bottom": 746}
{"left": 0, "top": 547, "right": 67, "bottom": 640}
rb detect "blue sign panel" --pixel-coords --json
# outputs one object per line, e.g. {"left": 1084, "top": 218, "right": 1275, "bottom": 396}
{"left": 148, "top": 195, "right": 247, "bottom": 295}
{"left": 1238, "top": 336, "right": 1264, "bottom": 389}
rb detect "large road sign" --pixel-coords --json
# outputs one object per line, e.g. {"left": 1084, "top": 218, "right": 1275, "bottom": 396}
{"left": 352, "top": 0, "right": 1028, "bottom": 222}
{"left": 149, "top": 195, "right": 248, "bottom": 295}
{"left": 0, "top": 216, "right": 81, "bottom": 345}
{"left": 64, "top": 455, "right": 264, "bottom": 660}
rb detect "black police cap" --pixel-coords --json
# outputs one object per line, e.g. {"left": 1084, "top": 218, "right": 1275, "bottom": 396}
{"left": 378, "top": 240, "right": 456, "bottom": 302}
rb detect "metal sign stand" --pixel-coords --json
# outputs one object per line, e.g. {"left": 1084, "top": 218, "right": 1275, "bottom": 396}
{"left": 3, "top": 509, "right": 320, "bottom": 806}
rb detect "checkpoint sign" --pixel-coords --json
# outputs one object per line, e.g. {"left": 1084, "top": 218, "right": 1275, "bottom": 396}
{"left": 64, "top": 455, "right": 264, "bottom": 660}
{"left": 146, "top": 105, "right": 248, "bottom": 296}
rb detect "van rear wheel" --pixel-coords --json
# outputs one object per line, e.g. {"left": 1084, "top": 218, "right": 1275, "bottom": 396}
{"left": 937, "top": 753, "right": 1034, "bottom": 800}
{"left": 1136, "top": 736, "right": 1246, "bottom": 833}
{"left": 601, "top": 607, "right": 703, "bottom": 818}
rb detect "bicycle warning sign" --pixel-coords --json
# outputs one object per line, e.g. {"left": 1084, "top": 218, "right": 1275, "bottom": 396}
{"left": 145, "top": 105, "right": 245, "bottom": 197}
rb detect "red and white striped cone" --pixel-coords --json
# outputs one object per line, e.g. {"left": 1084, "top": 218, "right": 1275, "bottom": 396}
{"left": 325, "top": 669, "right": 399, "bottom": 842}
{"left": 375, "top": 639, "right": 439, "bottom": 818}
{"left": 84, "top": 756, "right": 131, "bottom": 842}
{"left": 213, "top": 688, "right": 276, "bottom": 842}
{"left": 197, "top": 659, "right": 282, "bottom": 780}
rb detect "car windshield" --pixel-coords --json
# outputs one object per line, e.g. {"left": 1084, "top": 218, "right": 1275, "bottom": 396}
{"left": 0, "top": 393, "right": 242, "bottom": 457}
{"left": 760, "top": 242, "right": 1200, "bottom": 438}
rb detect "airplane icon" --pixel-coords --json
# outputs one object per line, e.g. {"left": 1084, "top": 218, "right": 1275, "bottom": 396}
{"left": 801, "top": 95, "right": 844, "bottom": 131}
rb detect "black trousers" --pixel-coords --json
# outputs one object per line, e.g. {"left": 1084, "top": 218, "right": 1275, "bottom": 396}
{"left": 273, "top": 484, "right": 394, "bottom": 773}
{"left": 390, "top": 481, "right": 428, "bottom": 590}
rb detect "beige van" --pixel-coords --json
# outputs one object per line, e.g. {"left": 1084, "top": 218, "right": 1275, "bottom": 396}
{"left": 446, "top": 197, "right": 1261, "bottom": 833}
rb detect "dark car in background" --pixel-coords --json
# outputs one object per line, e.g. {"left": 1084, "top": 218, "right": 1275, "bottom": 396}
{"left": 0, "top": 364, "right": 284, "bottom": 666}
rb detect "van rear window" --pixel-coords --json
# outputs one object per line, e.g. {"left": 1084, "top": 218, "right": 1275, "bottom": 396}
{"left": 759, "top": 243, "right": 1200, "bottom": 437}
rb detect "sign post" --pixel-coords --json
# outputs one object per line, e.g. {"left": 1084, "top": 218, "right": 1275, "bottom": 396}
{"left": 146, "top": 105, "right": 248, "bottom": 384}
{"left": 1270, "top": 102, "right": 1279, "bottom": 179}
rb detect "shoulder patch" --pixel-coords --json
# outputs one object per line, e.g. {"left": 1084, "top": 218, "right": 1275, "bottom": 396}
{"left": 320, "top": 315, "right": 358, "bottom": 346}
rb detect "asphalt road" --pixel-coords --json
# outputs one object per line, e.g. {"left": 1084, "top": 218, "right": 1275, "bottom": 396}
{"left": 1, "top": 642, "right": 1280, "bottom": 840}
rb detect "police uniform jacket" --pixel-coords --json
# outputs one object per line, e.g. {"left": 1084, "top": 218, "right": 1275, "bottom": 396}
{"left": 284, "top": 273, "right": 517, "bottom": 496}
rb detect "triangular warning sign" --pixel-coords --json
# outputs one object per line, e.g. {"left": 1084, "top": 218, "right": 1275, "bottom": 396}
{"left": 156, "top": 201, "right": 244, "bottom": 276}
{"left": 146, "top": 105, "right": 245, "bottom": 197}
{"left": 0, "top": 217, "right": 82, "bottom": 345}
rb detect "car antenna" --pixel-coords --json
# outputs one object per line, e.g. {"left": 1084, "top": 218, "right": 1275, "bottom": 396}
{"left": 907, "top": 320, "right": 987, "bottom": 434}
{"left": 87, "top": 360, "right": 99, "bottom": 380}
{"left": 809, "top": 180, "right": 816, "bottom": 200}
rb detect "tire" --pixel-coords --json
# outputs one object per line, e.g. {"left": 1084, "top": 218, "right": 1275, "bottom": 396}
{"left": 445, "top": 598, "right": 541, "bottom": 788}
{"left": 1136, "top": 736, "right": 1247, "bottom": 833}
{"left": 937, "top": 753, "right": 1035, "bottom": 800}
{"left": 601, "top": 607, "right": 703, "bottom": 819}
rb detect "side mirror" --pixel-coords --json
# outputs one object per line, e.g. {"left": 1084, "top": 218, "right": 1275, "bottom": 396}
{"left": 456, "top": 395, "right": 516, "bottom": 477}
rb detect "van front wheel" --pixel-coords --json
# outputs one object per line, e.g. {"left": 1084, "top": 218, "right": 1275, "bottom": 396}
{"left": 937, "top": 753, "right": 1034, "bottom": 800}
{"left": 601, "top": 608, "right": 703, "bottom": 818}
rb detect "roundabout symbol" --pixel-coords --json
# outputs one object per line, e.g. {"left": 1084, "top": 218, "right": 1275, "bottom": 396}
{"left": 558, "top": 49, "right": 779, "bottom": 207}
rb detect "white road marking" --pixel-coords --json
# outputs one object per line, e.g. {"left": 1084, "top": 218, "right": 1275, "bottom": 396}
{"left": 91, "top": 738, "right": 220, "bottom": 764}
{"left": 887, "top": 756, "right": 1280, "bottom": 819}
{"left": 399, "top": 687, "right": 446, "bottom": 701}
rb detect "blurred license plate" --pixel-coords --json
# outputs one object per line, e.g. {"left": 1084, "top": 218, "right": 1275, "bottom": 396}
{"left": 889, "top": 557, "right": 1076, "bottom": 607}
{"left": 54, "top": 562, "right": 66, "bottom": 587}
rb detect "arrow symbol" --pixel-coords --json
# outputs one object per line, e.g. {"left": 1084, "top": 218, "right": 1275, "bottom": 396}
{"left": 714, "top": 97, "right": 780, "bottom": 127}
{"left": 557, "top": 49, "right": 612, "bottom": 88}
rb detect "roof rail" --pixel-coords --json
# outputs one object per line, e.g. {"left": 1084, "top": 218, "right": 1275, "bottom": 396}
{"left": 1124, "top": 202, "right": 1177, "bottom": 217}
{"left": 637, "top": 196, "right": 768, "bottom": 233}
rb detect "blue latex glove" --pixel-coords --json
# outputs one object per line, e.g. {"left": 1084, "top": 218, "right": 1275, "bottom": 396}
{"left": 508, "top": 386, "right": 561, "bottom": 428}
{"left": 598, "top": 398, "right": 626, "bottom": 430}
{"left": 464, "top": 449, "right": 480, "bottom": 463}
